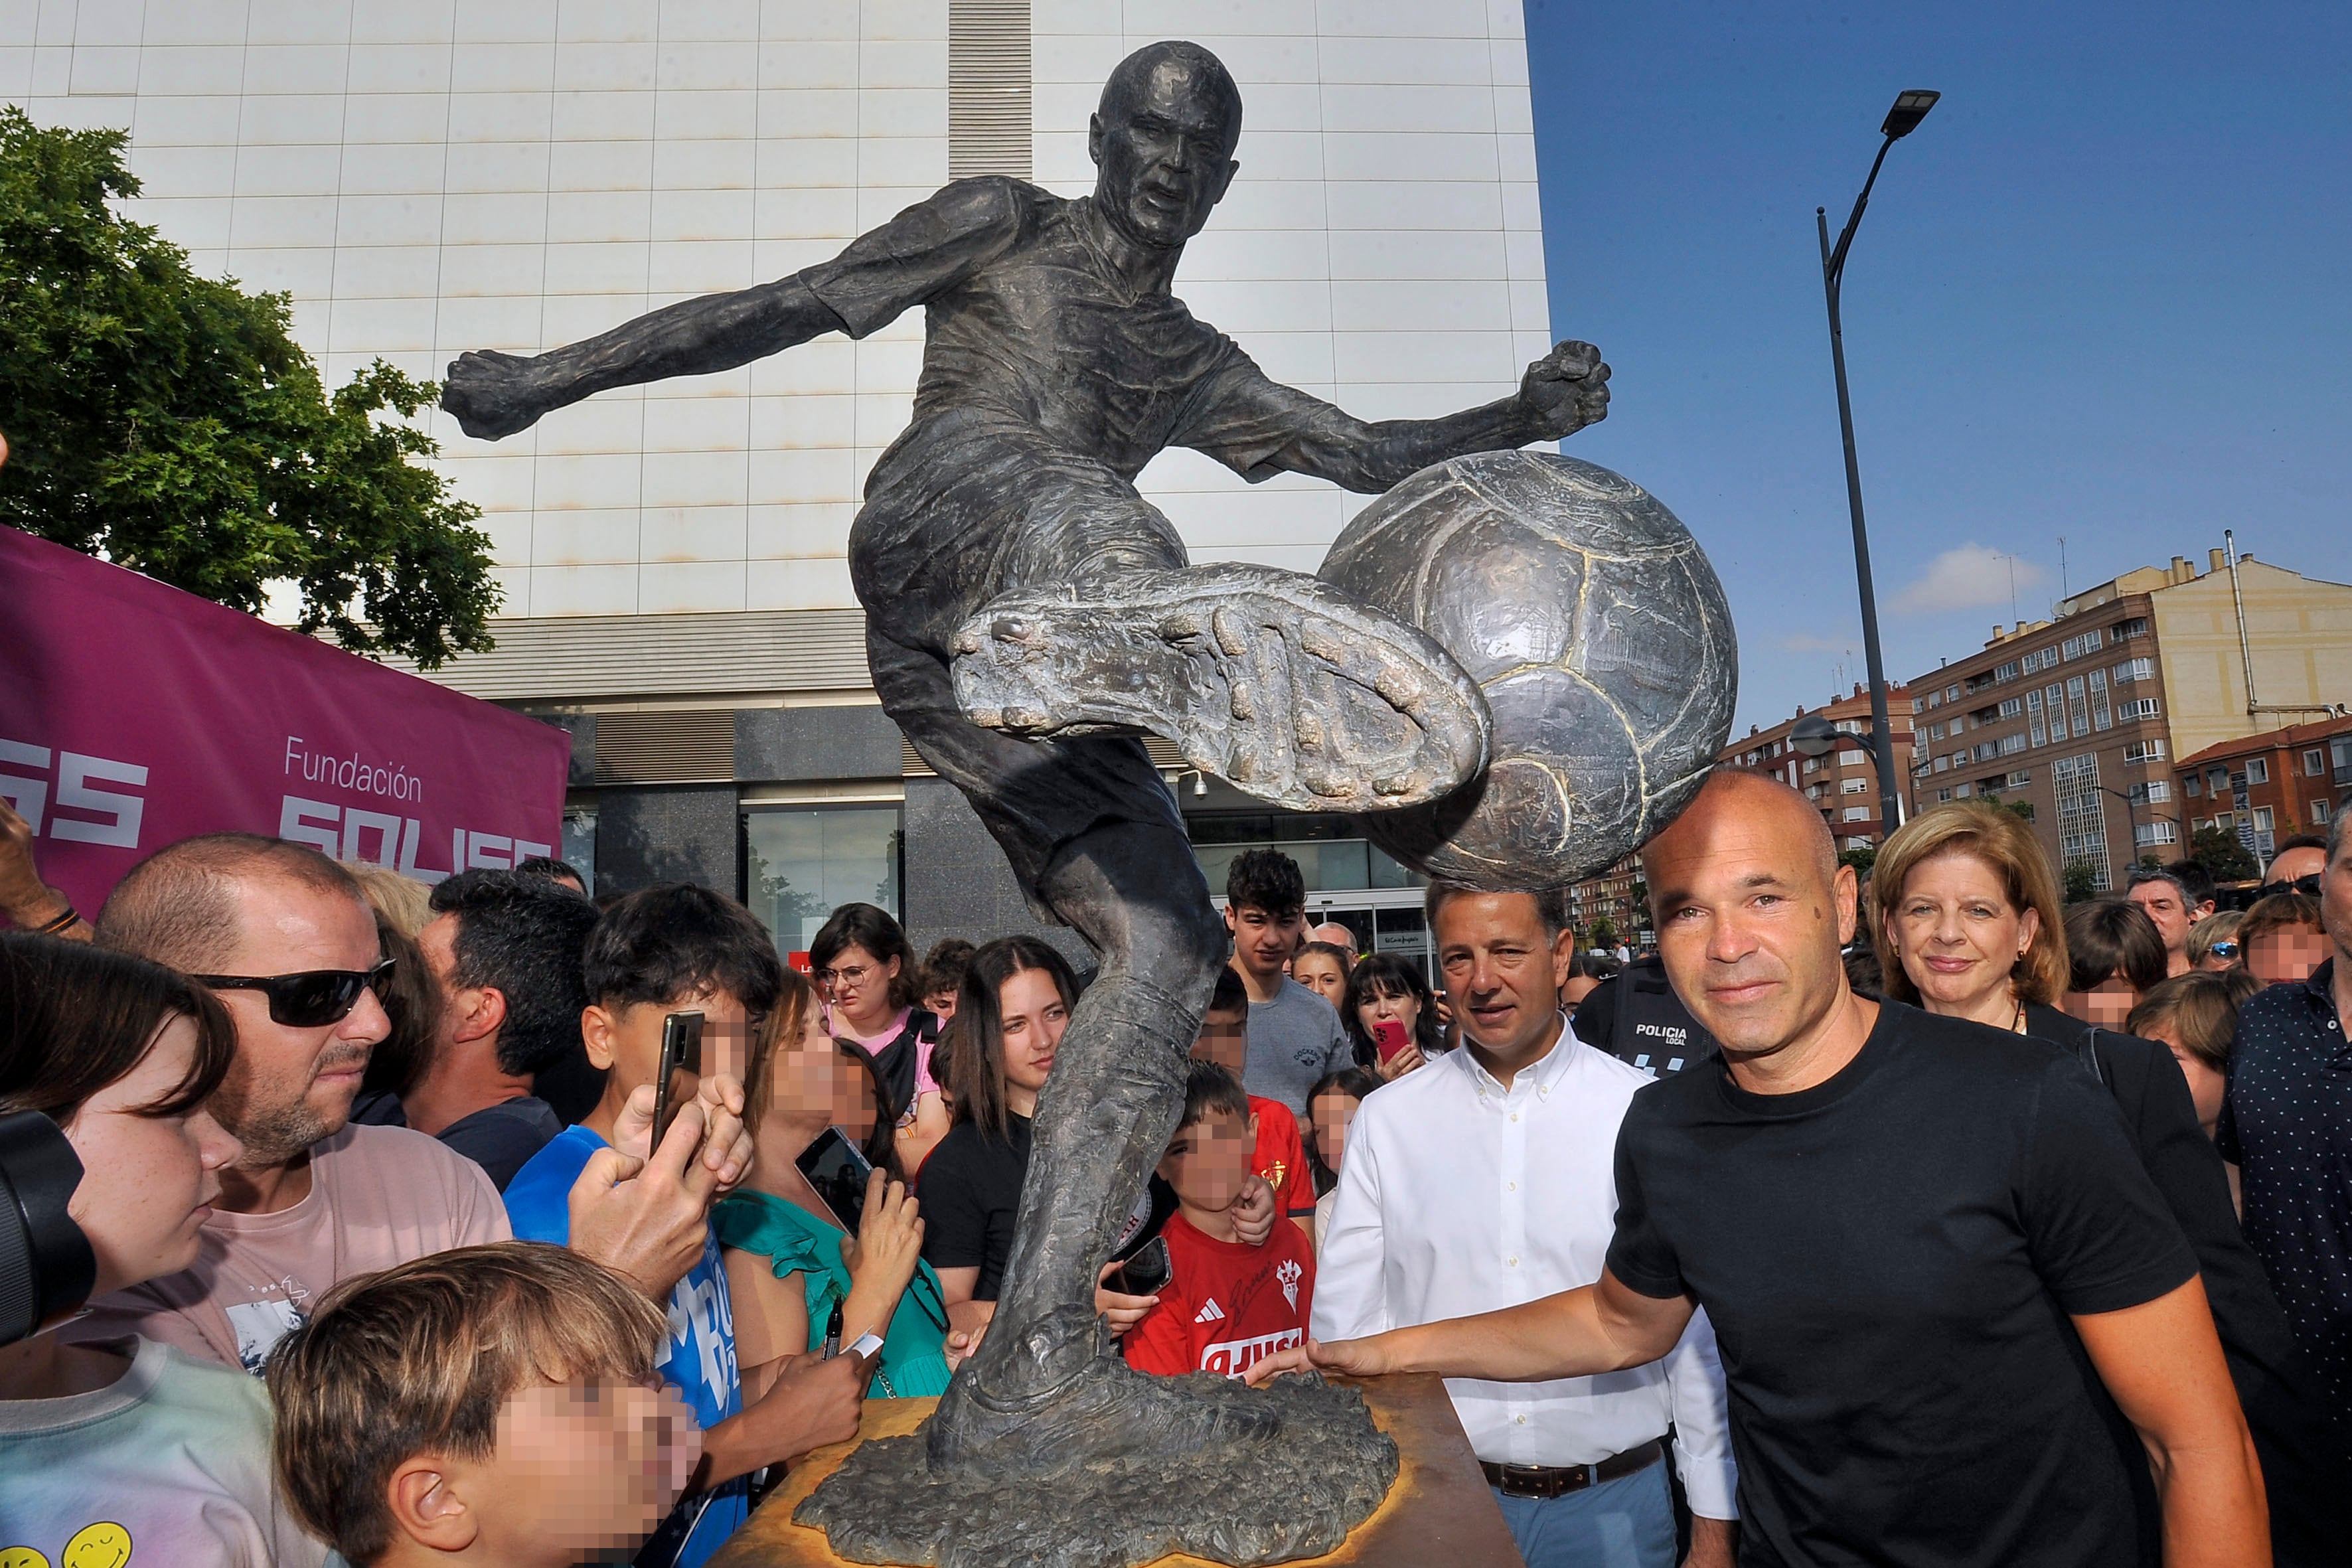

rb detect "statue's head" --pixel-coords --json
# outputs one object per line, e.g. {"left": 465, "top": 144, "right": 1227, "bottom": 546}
{"left": 1089, "top": 41, "right": 1243, "bottom": 252}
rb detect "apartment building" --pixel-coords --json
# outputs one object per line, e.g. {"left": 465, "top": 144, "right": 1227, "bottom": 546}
{"left": 1718, "top": 682, "right": 1919, "bottom": 854}
{"left": 1907, "top": 548, "right": 2352, "bottom": 891}
{"left": 2175, "top": 718, "right": 2352, "bottom": 870}
{"left": 1565, "top": 852, "right": 1641, "bottom": 948}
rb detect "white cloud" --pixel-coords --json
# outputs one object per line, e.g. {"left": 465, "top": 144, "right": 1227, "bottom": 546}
{"left": 1891, "top": 545, "right": 2049, "bottom": 613}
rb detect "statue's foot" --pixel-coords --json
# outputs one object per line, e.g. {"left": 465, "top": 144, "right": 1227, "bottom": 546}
{"left": 439, "top": 349, "right": 552, "bottom": 441}
{"left": 927, "top": 1309, "right": 1285, "bottom": 1477}
{"left": 949, "top": 565, "right": 1490, "bottom": 811}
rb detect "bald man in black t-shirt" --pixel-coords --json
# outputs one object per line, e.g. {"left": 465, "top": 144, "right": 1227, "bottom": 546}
{"left": 1255, "top": 773, "right": 2268, "bottom": 1567}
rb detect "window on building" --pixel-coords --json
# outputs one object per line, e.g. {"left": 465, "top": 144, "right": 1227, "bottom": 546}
{"left": 1954, "top": 782, "right": 1973, "bottom": 799}
{"left": 2184, "top": 773, "right": 2202, "bottom": 797}
{"left": 2246, "top": 757, "right": 2269, "bottom": 785}
{"left": 2118, "top": 698, "right": 2159, "bottom": 722}
{"left": 2116, "top": 616, "right": 2150, "bottom": 639}
{"left": 1932, "top": 755, "right": 1950, "bottom": 773}
{"left": 2122, "top": 738, "right": 2166, "bottom": 764}
{"left": 1999, "top": 734, "right": 2027, "bottom": 755}
{"left": 2111, "top": 657, "right": 2154, "bottom": 684}
{"left": 1946, "top": 684, "right": 1960, "bottom": 701}
{"left": 2252, "top": 806, "right": 2274, "bottom": 832}
{"left": 744, "top": 805, "right": 905, "bottom": 955}
{"left": 1842, "top": 806, "right": 1871, "bottom": 822}
{"left": 1926, "top": 691, "right": 1941, "bottom": 708}
{"left": 1995, "top": 661, "right": 2019, "bottom": 682}
{"left": 2315, "top": 799, "right": 2333, "bottom": 823}
{"left": 2140, "top": 779, "right": 2170, "bottom": 802}
{"left": 1930, "top": 722, "right": 1945, "bottom": 741}
{"left": 2207, "top": 766, "right": 2229, "bottom": 793}
{"left": 1841, "top": 777, "right": 1868, "bottom": 794}
{"left": 2304, "top": 748, "right": 2325, "bottom": 775}
{"left": 2134, "top": 821, "right": 2178, "bottom": 847}
{"left": 1937, "top": 787, "right": 1954, "bottom": 803}
{"left": 2006, "top": 770, "right": 2033, "bottom": 788}
{"left": 2052, "top": 751, "right": 2113, "bottom": 892}
{"left": 1839, "top": 749, "right": 1867, "bottom": 767}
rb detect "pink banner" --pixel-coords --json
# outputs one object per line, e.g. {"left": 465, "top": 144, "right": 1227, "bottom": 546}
{"left": 0, "top": 525, "right": 571, "bottom": 919}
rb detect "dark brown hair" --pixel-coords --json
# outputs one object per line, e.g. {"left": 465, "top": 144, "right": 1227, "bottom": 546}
{"left": 2126, "top": 973, "right": 2241, "bottom": 1071}
{"left": 356, "top": 914, "right": 435, "bottom": 1102}
{"left": 809, "top": 902, "right": 919, "bottom": 1010}
{"left": 742, "top": 966, "right": 900, "bottom": 1172}
{"left": 266, "top": 1241, "right": 665, "bottom": 1567}
{"left": 2063, "top": 900, "right": 2167, "bottom": 993}
{"left": 2238, "top": 891, "right": 2323, "bottom": 949}
{"left": 0, "top": 931, "right": 236, "bottom": 1122}
{"left": 948, "top": 936, "right": 1077, "bottom": 1142}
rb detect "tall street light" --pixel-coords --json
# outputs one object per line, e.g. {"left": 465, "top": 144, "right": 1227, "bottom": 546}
{"left": 1817, "top": 88, "right": 1940, "bottom": 824}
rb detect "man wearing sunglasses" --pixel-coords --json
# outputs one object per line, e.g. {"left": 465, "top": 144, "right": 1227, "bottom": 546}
{"left": 2258, "top": 834, "right": 2329, "bottom": 900}
{"left": 67, "top": 834, "right": 751, "bottom": 1380}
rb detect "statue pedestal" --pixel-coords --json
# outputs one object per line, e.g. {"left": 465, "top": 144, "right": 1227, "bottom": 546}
{"left": 708, "top": 1373, "right": 1520, "bottom": 1568}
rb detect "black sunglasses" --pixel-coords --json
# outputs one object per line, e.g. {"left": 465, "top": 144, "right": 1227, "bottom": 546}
{"left": 2257, "top": 876, "right": 2322, "bottom": 900}
{"left": 193, "top": 958, "right": 396, "bottom": 1028}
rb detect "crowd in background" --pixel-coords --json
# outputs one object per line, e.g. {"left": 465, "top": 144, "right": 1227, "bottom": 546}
{"left": 0, "top": 786, "right": 2346, "bottom": 1568}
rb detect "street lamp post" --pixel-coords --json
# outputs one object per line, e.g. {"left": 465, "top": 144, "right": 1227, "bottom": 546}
{"left": 1817, "top": 89, "right": 1940, "bottom": 830}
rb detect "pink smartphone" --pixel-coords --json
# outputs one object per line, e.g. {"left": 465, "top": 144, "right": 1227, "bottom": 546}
{"left": 1372, "top": 1019, "right": 1411, "bottom": 1065}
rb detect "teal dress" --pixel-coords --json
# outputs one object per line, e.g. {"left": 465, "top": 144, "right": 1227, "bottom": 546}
{"left": 712, "top": 1188, "right": 955, "bottom": 1399}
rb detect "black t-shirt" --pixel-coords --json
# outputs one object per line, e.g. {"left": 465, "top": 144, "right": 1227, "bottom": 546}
{"left": 916, "top": 1112, "right": 1031, "bottom": 1300}
{"left": 1605, "top": 1002, "right": 2197, "bottom": 1568}
{"left": 346, "top": 1091, "right": 560, "bottom": 1192}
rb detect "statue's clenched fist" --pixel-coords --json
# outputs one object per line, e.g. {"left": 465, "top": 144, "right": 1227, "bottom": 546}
{"left": 1518, "top": 339, "right": 1611, "bottom": 439}
{"left": 440, "top": 349, "right": 556, "bottom": 441}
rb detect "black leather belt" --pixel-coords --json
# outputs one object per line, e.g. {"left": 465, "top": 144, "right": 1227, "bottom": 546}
{"left": 1482, "top": 1439, "right": 1663, "bottom": 1499}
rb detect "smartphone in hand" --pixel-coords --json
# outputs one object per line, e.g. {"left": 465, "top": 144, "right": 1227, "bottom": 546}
{"left": 795, "top": 1126, "right": 876, "bottom": 1235}
{"left": 1372, "top": 1018, "right": 1411, "bottom": 1065}
{"left": 1107, "top": 1234, "right": 1172, "bottom": 1297}
{"left": 649, "top": 1010, "right": 705, "bottom": 1151}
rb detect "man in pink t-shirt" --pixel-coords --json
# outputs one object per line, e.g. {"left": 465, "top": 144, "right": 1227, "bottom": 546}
{"left": 69, "top": 834, "right": 745, "bottom": 1372}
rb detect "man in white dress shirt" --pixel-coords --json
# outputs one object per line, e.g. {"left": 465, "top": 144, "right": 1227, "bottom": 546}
{"left": 1301, "top": 882, "right": 1736, "bottom": 1567}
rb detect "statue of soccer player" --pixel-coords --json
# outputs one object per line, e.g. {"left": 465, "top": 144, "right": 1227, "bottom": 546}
{"left": 442, "top": 40, "right": 1610, "bottom": 1474}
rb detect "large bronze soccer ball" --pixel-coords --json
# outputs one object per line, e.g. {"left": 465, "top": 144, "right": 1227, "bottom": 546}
{"left": 1320, "top": 451, "right": 1737, "bottom": 890}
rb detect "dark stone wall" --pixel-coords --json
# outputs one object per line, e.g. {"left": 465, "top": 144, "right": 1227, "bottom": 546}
{"left": 736, "top": 705, "right": 903, "bottom": 782}
{"left": 900, "top": 777, "right": 1091, "bottom": 973}
{"left": 595, "top": 784, "right": 738, "bottom": 896}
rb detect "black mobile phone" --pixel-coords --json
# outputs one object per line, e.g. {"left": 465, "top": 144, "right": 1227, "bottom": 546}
{"left": 795, "top": 1126, "right": 876, "bottom": 1236}
{"left": 1108, "top": 1234, "right": 1172, "bottom": 1298}
{"left": 649, "top": 1010, "right": 704, "bottom": 1151}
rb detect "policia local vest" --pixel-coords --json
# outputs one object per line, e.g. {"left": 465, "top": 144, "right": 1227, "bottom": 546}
{"left": 1569, "top": 956, "right": 1719, "bottom": 1080}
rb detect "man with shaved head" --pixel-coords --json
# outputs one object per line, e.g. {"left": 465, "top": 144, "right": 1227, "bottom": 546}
{"left": 70, "top": 834, "right": 751, "bottom": 1384}
{"left": 1255, "top": 773, "right": 2268, "bottom": 1566}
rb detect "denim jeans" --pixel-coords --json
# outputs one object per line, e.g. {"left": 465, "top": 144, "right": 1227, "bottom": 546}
{"left": 1492, "top": 1458, "right": 1677, "bottom": 1568}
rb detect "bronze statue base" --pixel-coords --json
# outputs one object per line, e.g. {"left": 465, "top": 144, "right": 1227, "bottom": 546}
{"left": 709, "top": 1374, "right": 1516, "bottom": 1568}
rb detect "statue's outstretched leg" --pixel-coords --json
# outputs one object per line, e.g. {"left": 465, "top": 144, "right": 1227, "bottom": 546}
{"left": 949, "top": 563, "right": 1490, "bottom": 813}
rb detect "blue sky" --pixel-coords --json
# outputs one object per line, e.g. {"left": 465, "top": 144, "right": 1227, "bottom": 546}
{"left": 1523, "top": 1, "right": 2352, "bottom": 737}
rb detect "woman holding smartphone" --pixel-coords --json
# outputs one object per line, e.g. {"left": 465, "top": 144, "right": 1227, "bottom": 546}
{"left": 1339, "top": 953, "right": 1445, "bottom": 1081}
{"left": 715, "top": 967, "right": 953, "bottom": 1401}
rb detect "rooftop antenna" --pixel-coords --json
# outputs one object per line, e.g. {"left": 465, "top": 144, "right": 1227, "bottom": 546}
{"left": 2005, "top": 552, "right": 2018, "bottom": 624}
{"left": 2057, "top": 536, "right": 2069, "bottom": 599}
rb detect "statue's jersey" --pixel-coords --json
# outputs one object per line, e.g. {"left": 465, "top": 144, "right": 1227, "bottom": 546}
{"left": 803, "top": 175, "right": 1338, "bottom": 487}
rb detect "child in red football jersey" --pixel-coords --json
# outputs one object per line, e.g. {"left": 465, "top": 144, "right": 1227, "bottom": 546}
{"left": 1123, "top": 1063, "right": 1316, "bottom": 1380}
{"left": 1190, "top": 967, "right": 1314, "bottom": 1237}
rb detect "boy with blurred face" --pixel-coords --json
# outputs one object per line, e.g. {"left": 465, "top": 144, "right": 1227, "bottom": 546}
{"left": 1307, "top": 883, "right": 1738, "bottom": 1568}
{"left": 268, "top": 1242, "right": 716, "bottom": 1568}
{"left": 1190, "top": 967, "right": 1314, "bottom": 1237}
{"left": 1261, "top": 773, "right": 2268, "bottom": 1568}
{"left": 503, "top": 884, "right": 863, "bottom": 1568}
{"left": 1123, "top": 1064, "right": 1316, "bottom": 1381}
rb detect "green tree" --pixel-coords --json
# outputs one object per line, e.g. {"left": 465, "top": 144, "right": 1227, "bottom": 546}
{"left": 0, "top": 110, "right": 496, "bottom": 667}
{"left": 1587, "top": 915, "right": 1618, "bottom": 951}
{"left": 1980, "top": 793, "right": 2035, "bottom": 823}
{"left": 2061, "top": 859, "right": 2100, "bottom": 904}
{"left": 1839, "top": 845, "right": 1877, "bottom": 874}
{"left": 2190, "top": 824, "right": 2257, "bottom": 884}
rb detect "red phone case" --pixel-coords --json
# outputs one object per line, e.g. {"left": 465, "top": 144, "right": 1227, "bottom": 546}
{"left": 1373, "top": 1020, "right": 1411, "bottom": 1063}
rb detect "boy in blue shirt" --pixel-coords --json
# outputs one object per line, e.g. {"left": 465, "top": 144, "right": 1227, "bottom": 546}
{"left": 505, "top": 884, "right": 866, "bottom": 1567}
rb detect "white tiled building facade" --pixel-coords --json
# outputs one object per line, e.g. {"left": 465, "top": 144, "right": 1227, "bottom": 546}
{"left": 5, "top": 0, "right": 1550, "bottom": 617}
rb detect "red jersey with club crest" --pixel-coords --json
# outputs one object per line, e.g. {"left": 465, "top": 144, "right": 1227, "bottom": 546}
{"left": 1123, "top": 1210, "right": 1316, "bottom": 1379}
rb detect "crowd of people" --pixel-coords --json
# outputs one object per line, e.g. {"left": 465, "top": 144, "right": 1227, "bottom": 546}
{"left": 0, "top": 785, "right": 2346, "bottom": 1568}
